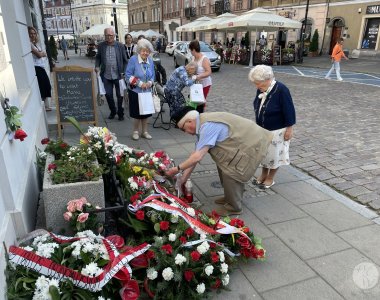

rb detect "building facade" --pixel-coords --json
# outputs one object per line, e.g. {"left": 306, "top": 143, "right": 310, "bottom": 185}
{"left": 0, "top": 0, "right": 49, "bottom": 294}
{"left": 43, "top": 0, "right": 74, "bottom": 37}
{"left": 128, "top": 0, "right": 162, "bottom": 34}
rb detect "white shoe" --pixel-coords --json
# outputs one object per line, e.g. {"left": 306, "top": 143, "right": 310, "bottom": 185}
{"left": 142, "top": 132, "right": 152, "bottom": 139}
{"left": 132, "top": 131, "right": 139, "bottom": 140}
{"left": 337, "top": 78, "right": 343, "bottom": 81}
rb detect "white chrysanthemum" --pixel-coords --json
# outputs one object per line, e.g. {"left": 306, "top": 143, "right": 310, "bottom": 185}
{"left": 205, "top": 265, "right": 214, "bottom": 276}
{"left": 36, "top": 243, "right": 59, "bottom": 258}
{"left": 33, "top": 275, "right": 60, "bottom": 300}
{"left": 32, "top": 234, "right": 50, "bottom": 247}
{"left": 196, "top": 283, "right": 206, "bottom": 294}
{"left": 200, "top": 234, "right": 207, "bottom": 240}
{"left": 81, "top": 262, "right": 102, "bottom": 278}
{"left": 222, "top": 274, "right": 230, "bottom": 286}
{"left": 220, "top": 263, "right": 228, "bottom": 274}
{"left": 170, "top": 214, "right": 179, "bottom": 223}
{"left": 218, "top": 251, "right": 225, "bottom": 262}
{"left": 175, "top": 254, "right": 187, "bottom": 265}
{"left": 147, "top": 267, "right": 158, "bottom": 280}
{"left": 168, "top": 233, "right": 176, "bottom": 242}
{"left": 162, "top": 267, "right": 174, "bottom": 281}
{"left": 82, "top": 242, "right": 95, "bottom": 253}
{"left": 76, "top": 230, "right": 97, "bottom": 239}
{"left": 187, "top": 208, "right": 196, "bottom": 217}
{"left": 197, "top": 241, "right": 210, "bottom": 254}
{"left": 130, "top": 181, "right": 138, "bottom": 190}
{"left": 93, "top": 141, "right": 102, "bottom": 149}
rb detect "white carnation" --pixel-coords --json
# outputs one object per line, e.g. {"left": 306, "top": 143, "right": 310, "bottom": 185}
{"left": 147, "top": 268, "right": 158, "bottom": 280}
{"left": 222, "top": 274, "right": 230, "bottom": 286}
{"left": 205, "top": 265, "right": 214, "bottom": 276}
{"left": 218, "top": 251, "right": 225, "bottom": 262}
{"left": 175, "top": 254, "right": 187, "bottom": 265}
{"left": 162, "top": 267, "right": 174, "bottom": 281}
{"left": 168, "top": 233, "right": 176, "bottom": 242}
{"left": 187, "top": 207, "right": 196, "bottom": 217}
{"left": 197, "top": 241, "right": 210, "bottom": 254}
{"left": 170, "top": 214, "right": 179, "bottom": 223}
{"left": 196, "top": 283, "right": 205, "bottom": 294}
{"left": 81, "top": 262, "right": 102, "bottom": 278}
{"left": 130, "top": 181, "right": 138, "bottom": 190}
{"left": 220, "top": 263, "right": 228, "bottom": 274}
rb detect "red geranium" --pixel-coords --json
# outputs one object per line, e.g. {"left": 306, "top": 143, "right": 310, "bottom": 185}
{"left": 136, "top": 210, "right": 144, "bottom": 220}
{"left": 184, "top": 270, "right": 194, "bottom": 282}
{"left": 48, "top": 163, "right": 57, "bottom": 171}
{"left": 161, "top": 244, "right": 172, "bottom": 255}
{"left": 160, "top": 221, "right": 170, "bottom": 231}
{"left": 41, "top": 137, "right": 50, "bottom": 145}
{"left": 190, "top": 250, "right": 201, "bottom": 262}
{"left": 14, "top": 129, "right": 27, "bottom": 141}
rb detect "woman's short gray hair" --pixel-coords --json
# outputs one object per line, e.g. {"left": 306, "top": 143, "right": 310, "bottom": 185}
{"left": 248, "top": 65, "right": 274, "bottom": 82}
{"left": 136, "top": 38, "right": 154, "bottom": 54}
{"left": 185, "top": 61, "right": 197, "bottom": 71}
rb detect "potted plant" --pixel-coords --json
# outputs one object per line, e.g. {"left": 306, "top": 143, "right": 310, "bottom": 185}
{"left": 308, "top": 29, "right": 319, "bottom": 57}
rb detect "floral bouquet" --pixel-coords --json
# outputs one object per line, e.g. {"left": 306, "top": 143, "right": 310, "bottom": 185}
{"left": 42, "top": 137, "right": 70, "bottom": 159}
{"left": 64, "top": 197, "right": 103, "bottom": 233}
{"left": 6, "top": 230, "right": 150, "bottom": 300}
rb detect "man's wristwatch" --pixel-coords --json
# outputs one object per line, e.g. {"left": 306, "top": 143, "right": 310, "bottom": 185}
{"left": 177, "top": 165, "right": 181, "bottom": 172}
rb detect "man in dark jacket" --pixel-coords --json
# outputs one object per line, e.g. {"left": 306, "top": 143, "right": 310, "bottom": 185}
{"left": 95, "top": 27, "right": 128, "bottom": 120}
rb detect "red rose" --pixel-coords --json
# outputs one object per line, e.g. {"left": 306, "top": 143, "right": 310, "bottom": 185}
{"left": 179, "top": 236, "right": 187, "bottom": 244}
{"left": 190, "top": 250, "right": 201, "bottom": 261}
{"left": 160, "top": 221, "right": 170, "bottom": 231}
{"left": 135, "top": 151, "right": 146, "bottom": 158}
{"left": 230, "top": 218, "right": 245, "bottom": 228}
{"left": 210, "top": 251, "right": 219, "bottom": 263}
{"left": 148, "top": 159, "right": 154, "bottom": 165}
{"left": 210, "top": 210, "right": 220, "bottom": 219}
{"left": 240, "top": 248, "right": 251, "bottom": 258}
{"left": 119, "top": 279, "right": 140, "bottom": 300}
{"left": 107, "top": 235, "right": 125, "bottom": 249}
{"left": 161, "top": 244, "right": 172, "bottom": 255}
{"left": 184, "top": 227, "right": 194, "bottom": 237}
{"left": 211, "top": 278, "right": 222, "bottom": 289}
{"left": 136, "top": 210, "right": 144, "bottom": 220}
{"left": 184, "top": 270, "right": 194, "bottom": 282}
{"left": 14, "top": 129, "right": 27, "bottom": 141}
{"left": 48, "top": 163, "right": 57, "bottom": 171}
{"left": 60, "top": 143, "right": 68, "bottom": 149}
{"left": 252, "top": 247, "right": 265, "bottom": 259}
{"left": 41, "top": 137, "right": 50, "bottom": 145}
{"left": 130, "top": 192, "right": 142, "bottom": 203}
{"left": 236, "top": 236, "right": 251, "bottom": 249}
{"left": 154, "top": 150, "right": 165, "bottom": 158}
{"left": 209, "top": 242, "right": 217, "bottom": 249}
{"left": 146, "top": 250, "right": 155, "bottom": 260}
{"left": 242, "top": 227, "right": 250, "bottom": 233}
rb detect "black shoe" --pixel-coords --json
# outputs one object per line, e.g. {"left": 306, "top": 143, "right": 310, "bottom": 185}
{"left": 118, "top": 116, "right": 124, "bottom": 121}
{"left": 108, "top": 114, "right": 116, "bottom": 120}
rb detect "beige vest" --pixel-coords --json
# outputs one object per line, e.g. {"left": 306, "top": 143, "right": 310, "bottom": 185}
{"left": 200, "top": 112, "right": 273, "bottom": 183}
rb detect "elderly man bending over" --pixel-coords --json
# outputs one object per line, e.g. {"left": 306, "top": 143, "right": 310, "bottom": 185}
{"left": 166, "top": 107, "right": 273, "bottom": 216}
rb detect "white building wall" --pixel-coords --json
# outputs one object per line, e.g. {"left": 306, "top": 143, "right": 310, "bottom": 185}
{"left": 0, "top": 0, "right": 48, "bottom": 294}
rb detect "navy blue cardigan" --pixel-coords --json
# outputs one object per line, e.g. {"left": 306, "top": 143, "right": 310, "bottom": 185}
{"left": 253, "top": 81, "right": 296, "bottom": 131}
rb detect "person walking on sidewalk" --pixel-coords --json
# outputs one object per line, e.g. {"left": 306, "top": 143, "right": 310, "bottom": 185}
{"left": 61, "top": 36, "right": 69, "bottom": 60}
{"left": 325, "top": 38, "right": 349, "bottom": 81}
{"left": 95, "top": 27, "right": 128, "bottom": 121}
{"left": 165, "top": 107, "right": 273, "bottom": 216}
{"left": 249, "top": 65, "right": 296, "bottom": 189}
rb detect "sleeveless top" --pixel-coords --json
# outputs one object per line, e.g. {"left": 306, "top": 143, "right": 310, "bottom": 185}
{"left": 31, "top": 43, "right": 46, "bottom": 68}
{"left": 193, "top": 55, "right": 212, "bottom": 87}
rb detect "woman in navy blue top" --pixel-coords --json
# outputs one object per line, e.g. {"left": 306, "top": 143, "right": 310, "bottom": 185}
{"left": 249, "top": 65, "right": 296, "bottom": 188}
{"left": 125, "top": 39, "right": 155, "bottom": 140}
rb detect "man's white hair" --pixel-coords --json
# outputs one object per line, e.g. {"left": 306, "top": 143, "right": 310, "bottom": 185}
{"left": 248, "top": 65, "right": 274, "bottom": 82}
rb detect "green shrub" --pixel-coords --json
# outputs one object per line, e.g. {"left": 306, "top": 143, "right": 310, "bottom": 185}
{"left": 309, "top": 29, "right": 319, "bottom": 52}
{"left": 49, "top": 35, "right": 58, "bottom": 61}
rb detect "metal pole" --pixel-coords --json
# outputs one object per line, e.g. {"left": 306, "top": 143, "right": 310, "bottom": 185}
{"left": 69, "top": 0, "right": 77, "bottom": 53}
{"left": 298, "top": 0, "right": 310, "bottom": 63}
{"left": 112, "top": 0, "right": 119, "bottom": 41}
{"left": 38, "top": 0, "right": 53, "bottom": 71}
{"left": 319, "top": 0, "right": 330, "bottom": 56}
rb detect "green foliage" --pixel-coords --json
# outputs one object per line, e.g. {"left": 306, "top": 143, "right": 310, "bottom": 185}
{"left": 49, "top": 35, "right": 58, "bottom": 60}
{"left": 309, "top": 29, "right": 319, "bottom": 52}
{"left": 4, "top": 105, "right": 22, "bottom": 132}
{"left": 244, "top": 31, "right": 250, "bottom": 48}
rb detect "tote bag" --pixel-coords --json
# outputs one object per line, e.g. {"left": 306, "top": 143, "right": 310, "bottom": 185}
{"left": 119, "top": 78, "right": 127, "bottom": 95}
{"left": 190, "top": 83, "right": 205, "bottom": 104}
{"left": 152, "top": 85, "right": 161, "bottom": 113}
{"left": 97, "top": 75, "right": 106, "bottom": 95}
{"left": 138, "top": 92, "right": 155, "bottom": 115}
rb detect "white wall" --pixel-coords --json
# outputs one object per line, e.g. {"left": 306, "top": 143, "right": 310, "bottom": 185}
{"left": 0, "top": 0, "right": 48, "bottom": 294}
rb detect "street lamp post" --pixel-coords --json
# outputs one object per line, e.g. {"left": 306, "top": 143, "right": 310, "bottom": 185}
{"left": 69, "top": 0, "right": 77, "bottom": 53}
{"left": 111, "top": 0, "right": 119, "bottom": 41}
{"left": 297, "top": 0, "right": 310, "bottom": 63}
{"left": 39, "top": 0, "right": 53, "bottom": 71}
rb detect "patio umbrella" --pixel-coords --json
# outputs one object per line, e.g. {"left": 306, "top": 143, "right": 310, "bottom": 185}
{"left": 53, "top": 34, "right": 75, "bottom": 40}
{"left": 143, "top": 29, "right": 164, "bottom": 38}
{"left": 193, "top": 13, "right": 237, "bottom": 31}
{"left": 216, "top": 8, "right": 302, "bottom": 66}
{"left": 80, "top": 24, "right": 114, "bottom": 36}
{"left": 130, "top": 30, "right": 145, "bottom": 38}
{"left": 176, "top": 16, "right": 213, "bottom": 32}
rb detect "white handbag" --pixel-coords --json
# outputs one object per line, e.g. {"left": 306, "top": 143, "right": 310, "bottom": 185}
{"left": 152, "top": 85, "right": 161, "bottom": 113}
{"left": 138, "top": 92, "right": 155, "bottom": 115}
{"left": 190, "top": 83, "right": 205, "bottom": 104}
{"left": 119, "top": 78, "right": 127, "bottom": 95}
{"left": 97, "top": 75, "right": 106, "bottom": 95}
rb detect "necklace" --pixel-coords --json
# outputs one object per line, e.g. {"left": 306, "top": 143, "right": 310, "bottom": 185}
{"left": 126, "top": 44, "right": 133, "bottom": 58}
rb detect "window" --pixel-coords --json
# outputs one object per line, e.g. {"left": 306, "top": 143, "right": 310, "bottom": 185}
{"left": 176, "top": 0, "right": 179, "bottom": 11}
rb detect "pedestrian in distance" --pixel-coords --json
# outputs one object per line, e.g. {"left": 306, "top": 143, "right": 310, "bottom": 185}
{"left": 124, "top": 33, "right": 136, "bottom": 61}
{"left": 28, "top": 26, "right": 52, "bottom": 111}
{"left": 189, "top": 40, "right": 212, "bottom": 113}
{"left": 164, "top": 62, "right": 198, "bottom": 117}
{"left": 61, "top": 36, "right": 69, "bottom": 60}
{"left": 259, "top": 35, "right": 267, "bottom": 49}
{"left": 249, "top": 65, "right": 296, "bottom": 189}
{"left": 95, "top": 27, "right": 128, "bottom": 121}
{"left": 165, "top": 107, "right": 273, "bottom": 216}
{"left": 156, "top": 38, "right": 162, "bottom": 53}
{"left": 125, "top": 38, "right": 155, "bottom": 141}
{"left": 325, "top": 38, "right": 349, "bottom": 81}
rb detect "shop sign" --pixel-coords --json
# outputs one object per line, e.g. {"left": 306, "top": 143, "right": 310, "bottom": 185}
{"left": 366, "top": 5, "right": 380, "bottom": 14}
{"left": 361, "top": 18, "right": 380, "bottom": 49}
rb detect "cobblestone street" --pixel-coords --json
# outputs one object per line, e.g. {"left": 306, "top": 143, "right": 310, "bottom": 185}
{"left": 159, "top": 54, "right": 380, "bottom": 212}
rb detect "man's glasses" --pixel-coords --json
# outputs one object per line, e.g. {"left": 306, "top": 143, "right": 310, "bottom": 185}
{"left": 105, "top": 34, "right": 114, "bottom": 37}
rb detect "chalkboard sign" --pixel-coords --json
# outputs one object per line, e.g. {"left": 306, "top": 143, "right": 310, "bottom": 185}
{"left": 53, "top": 66, "right": 97, "bottom": 136}
{"left": 273, "top": 45, "right": 282, "bottom": 65}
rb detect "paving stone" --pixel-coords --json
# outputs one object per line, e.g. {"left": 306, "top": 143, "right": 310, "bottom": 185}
{"left": 344, "top": 186, "right": 372, "bottom": 198}
{"left": 325, "top": 177, "right": 346, "bottom": 185}
{"left": 356, "top": 192, "right": 380, "bottom": 204}
{"left": 313, "top": 171, "right": 335, "bottom": 181}
{"left": 192, "top": 175, "right": 223, "bottom": 198}
{"left": 300, "top": 200, "right": 373, "bottom": 232}
{"left": 268, "top": 217, "right": 350, "bottom": 260}
{"left": 261, "top": 277, "right": 344, "bottom": 300}
{"left": 368, "top": 200, "right": 380, "bottom": 210}
{"left": 307, "top": 249, "right": 380, "bottom": 300}
{"left": 239, "top": 205, "right": 274, "bottom": 239}
{"left": 240, "top": 237, "right": 316, "bottom": 293}
{"left": 332, "top": 181, "right": 357, "bottom": 191}
{"left": 339, "top": 225, "right": 380, "bottom": 266}
{"left": 272, "top": 181, "right": 331, "bottom": 205}
{"left": 361, "top": 164, "right": 379, "bottom": 171}
{"left": 245, "top": 194, "right": 307, "bottom": 225}
{"left": 340, "top": 167, "right": 363, "bottom": 175}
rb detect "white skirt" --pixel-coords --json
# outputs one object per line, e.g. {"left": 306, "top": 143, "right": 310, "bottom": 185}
{"left": 261, "top": 128, "right": 290, "bottom": 169}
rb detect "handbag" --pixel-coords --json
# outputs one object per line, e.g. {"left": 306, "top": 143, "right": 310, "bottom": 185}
{"left": 138, "top": 92, "right": 155, "bottom": 115}
{"left": 152, "top": 85, "right": 161, "bottom": 113}
{"left": 190, "top": 83, "right": 205, "bottom": 104}
{"left": 119, "top": 78, "right": 127, "bottom": 95}
{"left": 97, "top": 75, "right": 106, "bottom": 95}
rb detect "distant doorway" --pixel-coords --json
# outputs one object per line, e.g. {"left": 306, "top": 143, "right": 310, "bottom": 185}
{"left": 329, "top": 19, "right": 344, "bottom": 54}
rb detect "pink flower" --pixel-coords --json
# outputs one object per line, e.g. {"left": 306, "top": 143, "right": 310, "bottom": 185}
{"left": 63, "top": 211, "right": 72, "bottom": 221}
{"left": 66, "top": 200, "right": 77, "bottom": 213}
{"left": 48, "top": 163, "right": 57, "bottom": 171}
{"left": 77, "top": 212, "right": 89, "bottom": 223}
